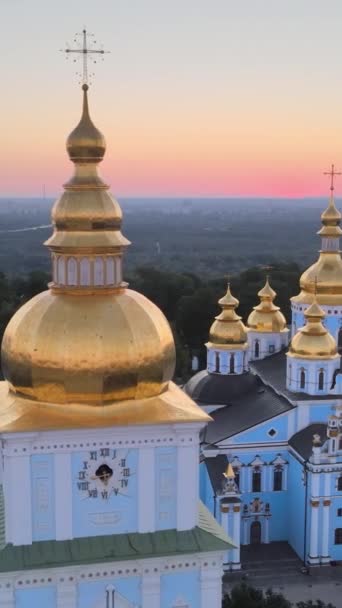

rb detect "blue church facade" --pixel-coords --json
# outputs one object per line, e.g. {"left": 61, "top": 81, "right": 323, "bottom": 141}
{"left": 185, "top": 185, "right": 342, "bottom": 570}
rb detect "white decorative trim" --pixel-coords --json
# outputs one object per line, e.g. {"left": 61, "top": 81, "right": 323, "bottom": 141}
{"left": 55, "top": 452, "right": 72, "bottom": 540}
{"left": 138, "top": 448, "right": 155, "bottom": 533}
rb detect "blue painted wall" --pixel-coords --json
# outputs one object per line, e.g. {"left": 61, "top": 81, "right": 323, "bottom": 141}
{"left": 78, "top": 577, "right": 141, "bottom": 607}
{"left": 155, "top": 446, "right": 177, "bottom": 530}
{"left": 200, "top": 462, "right": 215, "bottom": 516}
{"left": 16, "top": 587, "right": 56, "bottom": 608}
{"left": 72, "top": 448, "right": 138, "bottom": 538}
{"left": 161, "top": 571, "right": 200, "bottom": 608}
{"left": 287, "top": 452, "right": 305, "bottom": 559}
{"left": 31, "top": 454, "right": 55, "bottom": 541}
{"left": 233, "top": 415, "right": 289, "bottom": 444}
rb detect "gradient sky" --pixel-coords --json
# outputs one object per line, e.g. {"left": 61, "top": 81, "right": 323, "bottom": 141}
{"left": 2, "top": 0, "right": 342, "bottom": 197}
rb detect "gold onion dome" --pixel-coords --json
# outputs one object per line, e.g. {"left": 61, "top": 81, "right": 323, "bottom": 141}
{"left": 288, "top": 298, "right": 338, "bottom": 359}
{"left": 292, "top": 193, "right": 342, "bottom": 305}
{"left": 247, "top": 277, "right": 287, "bottom": 332}
{"left": 0, "top": 85, "right": 208, "bottom": 427}
{"left": 206, "top": 284, "right": 248, "bottom": 349}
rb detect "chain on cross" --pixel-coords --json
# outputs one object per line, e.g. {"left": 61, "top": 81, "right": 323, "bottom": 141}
{"left": 324, "top": 163, "right": 342, "bottom": 194}
{"left": 61, "top": 29, "right": 109, "bottom": 86}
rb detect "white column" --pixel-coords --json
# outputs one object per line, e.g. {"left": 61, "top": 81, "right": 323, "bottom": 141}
{"left": 200, "top": 564, "right": 223, "bottom": 608}
{"left": 321, "top": 500, "right": 331, "bottom": 561}
{"left": 177, "top": 441, "right": 198, "bottom": 530}
{"left": 309, "top": 500, "right": 320, "bottom": 563}
{"left": 5, "top": 453, "right": 32, "bottom": 545}
{"left": 55, "top": 452, "right": 73, "bottom": 540}
{"left": 138, "top": 447, "right": 155, "bottom": 532}
{"left": 57, "top": 581, "right": 77, "bottom": 608}
{"left": 220, "top": 506, "right": 229, "bottom": 566}
{"left": 0, "top": 587, "right": 14, "bottom": 608}
{"left": 232, "top": 506, "right": 241, "bottom": 568}
{"left": 142, "top": 573, "right": 160, "bottom": 608}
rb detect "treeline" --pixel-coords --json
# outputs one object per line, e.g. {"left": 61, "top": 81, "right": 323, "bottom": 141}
{"left": 223, "top": 583, "right": 335, "bottom": 608}
{"left": 0, "top": 262, "right": 301, "bottom": 379}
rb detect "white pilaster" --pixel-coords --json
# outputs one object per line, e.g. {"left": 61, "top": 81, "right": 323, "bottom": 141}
{"left": 177, "top": 440, "right": 198, "bottom": 530}
{"left": 220, "top": 507, "right": 229, "bottom": 566}
{"left": 309, "top": 500, "right": 320, "bottom": 563}
{"left": 232, "top": 506, "right": 241, "bottom": 567}
{"left": 0, "top": 587, "right": 14, "bottom": 608}
{"left": 55, "top": 452, "right": 73, "bottom": 540}
{"left": 138, "top": 447, "right": 155, "bottom": 532}
{"left": 5, "top": 453, "right": 32, "bottom": 545}
{"left": 200, "top": 564, "right": 223, "bottom": 608}
{"left": 57, "top": 581, "right": 77, "bottom": 608}
{"left": 142, "top": 573, "right": 160, "bottom": 608}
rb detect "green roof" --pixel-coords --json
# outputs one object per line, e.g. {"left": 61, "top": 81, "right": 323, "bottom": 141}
{"left": 0, "top": 502, "right": 233, "bottom": 573}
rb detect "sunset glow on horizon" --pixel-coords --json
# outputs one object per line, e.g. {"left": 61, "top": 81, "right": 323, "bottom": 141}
{"left": 2, "top": 0, "right": 342, "bottom": 198}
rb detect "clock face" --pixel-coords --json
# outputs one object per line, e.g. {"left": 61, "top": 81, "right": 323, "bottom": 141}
{"left": 76, "top": 448, "right": 132, "bottom": 500}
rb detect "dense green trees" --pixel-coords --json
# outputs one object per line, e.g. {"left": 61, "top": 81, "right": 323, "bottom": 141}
{"left": 222, "top": 584, "right": 336, "bottom": 608}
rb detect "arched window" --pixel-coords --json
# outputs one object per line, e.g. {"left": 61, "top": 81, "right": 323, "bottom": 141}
{"left": 254, "top": 340, "right": 260, "bottom": 358}
{"left": 57, "top": 257, "right": 66, "bottom": 285}
{"left": 106, "top": 257, "right": 115, "bottom": 285}
{"left": 215, "top": 352, "right": 220, "bottom": 373}
{"left": 338, "top": 327, "right": 342, "bottom": 355}
{"left": 233, "top": 467, "right": 240, "bottom": 489}
{"left": 335, "top": 528, "right": 342, "bottom": 544}
{"left": 300, "top": 369, "right": 306, "bottom": 390}
{"left": 230, "top": 354, "right": 235, "bottom": 374}
{"left": 94, "top": 257, "right": 105, "bottom": 286}
{"left": 318, "top": 369, "right": 324, "bottom": 391}
{"left": 273, "top": 467, "right": 283, "bottom": 491}
{"left": 338, "top": 476, "right": 342, "bottom": 491}
{"left": 80, "top": 258, "right": 90, "bottom": 286}
{"left": 288, "top": 364, "right": 292, "bottom": 386}
{"left": 67, "top": 257, "right": 77, "bottom": 285}
{"left": 252, "top": 468, "right": 261, "bottom": 492}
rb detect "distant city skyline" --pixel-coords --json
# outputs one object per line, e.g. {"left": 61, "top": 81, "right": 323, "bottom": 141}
{"left": 2, "top": 0, "right": 342, "bottom": 197}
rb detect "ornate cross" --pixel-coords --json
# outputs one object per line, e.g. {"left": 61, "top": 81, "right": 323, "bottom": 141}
{"left": 324, "top": 163, "right": 342, "bottom": 194}
{"left": 62, "top": 29, "right": 109, "bottom": 85}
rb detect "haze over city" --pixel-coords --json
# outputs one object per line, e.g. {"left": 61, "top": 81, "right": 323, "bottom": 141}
{"left": 2, "top": 0, "right": 342, "bottom": 197}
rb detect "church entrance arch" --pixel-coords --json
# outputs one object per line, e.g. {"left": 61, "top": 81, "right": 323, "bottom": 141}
{"left": 250, "top": 520, "right": 261, "bottom": 545}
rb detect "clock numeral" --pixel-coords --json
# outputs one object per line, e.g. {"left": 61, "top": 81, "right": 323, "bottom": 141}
{"left": 120, "top": 458, "right": 126, "bottom": 467}
{"left": 100, "top": 448, "right": 110, "bottom": 457}
{"left": 79, "top": 471, "right": 86, "bottom": 480}
{"left": 101, "top": 490, "right": 108, "bottom": 500}
{"left": 114, "top": 488, "right": 119, "bottom": 496}
{"left": 123, "top": 468, "right": 130, "bottom": 477}
{"left": 90, "top": 451, "right": 98, "bottom": 461}
{"left": 77, "top": 481, "right": 89, "bottom": 491}
{"left": 121, "top": 479, "right": 128, "bottom": 488}
{"left": 112, "top": 449, "right": 117, "bottom": 459}
{"left": 83, "top": 461, "right": 88, "bottom": 470}
{"left": 88, "top": 489, "right": 98, "bottom": 498}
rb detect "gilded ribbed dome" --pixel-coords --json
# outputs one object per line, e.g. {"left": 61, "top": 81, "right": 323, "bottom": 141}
{"left": 0, "top": 85, "right": 183, "bottom": 413}
{"left": 2, "top": 290, "right": 175, "bottom": 404}
{"left": 292, "top": 194, "right": 342, "bottom": 305}
{"left": 288, "top": 299, "right": 338, "bottom": 359}
{"left": 247, "top": 277, "right": 287, "bottom": 332}
{"left": 206, "top": 284, "right": 248, "bottom": 349}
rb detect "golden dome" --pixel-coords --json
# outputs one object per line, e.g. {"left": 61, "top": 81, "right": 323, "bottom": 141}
{"left": 0, "top": 84, "right": 210, "bottom": 427}
{"left": 2, "top": 289, "right": 175, "bottom": 404}
{"left": 206, "top": 284, "right": 248, "bottom": 350}
{"left": 288, "top": 299, "right": 338, "bottom": 360}
{"left": 292, "top": 194, "right": 342, "bottom": 305}
{"left": 248, "top": 277, "right": 287, "bottom": 333}
{"left": 67, "top": 84, "right": 106, "bottom": 163}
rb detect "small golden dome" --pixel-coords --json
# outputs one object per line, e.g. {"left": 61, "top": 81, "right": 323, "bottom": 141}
{"left": 247, "top": 278, "right": 287, "bottom": 333}
{"left": 288, "top": 298, "right": 338, "bottom": 359}
{"left": 2, "top": 289, "right": 175, "bottom": 404}
{"left": 292, "top": 194, "right": 342, "bottom": 305}
{"left": 206, "top": 284, "right": 248, "bottom": 349}
{"left": 67, "top": 84, "right": 106, "bottom": 163}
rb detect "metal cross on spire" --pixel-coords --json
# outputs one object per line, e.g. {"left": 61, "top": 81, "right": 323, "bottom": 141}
{"left": 62, "top": 29, "right": 109, "bottom": 86}
{"left": 324, "top": 163, "right": 342, "bottom": 194}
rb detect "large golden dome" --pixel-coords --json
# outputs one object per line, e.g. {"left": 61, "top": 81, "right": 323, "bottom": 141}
{"left": 247, "top": 277, "right": 288, "bottom": 333}
{"left": 206, "top": 284, "right": 248, "bottom": 349}
{"left": 0, "top": 84, "right": 210, "bottom": 428}
{"left": 2, "top": 289, "right": 175, "bottom": 404}
{"left": 292, "top": 194, "right": 342, "bottom": 305}
{"left": 288, "top": 300, "right": 338, "bottom": 360}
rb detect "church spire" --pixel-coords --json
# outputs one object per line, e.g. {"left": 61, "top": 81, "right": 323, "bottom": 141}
{"left": 319, "top": 164, "right": 342, "bottom": 250}
{"left": 207, "top": 283, "right": 248, "bottom": 348}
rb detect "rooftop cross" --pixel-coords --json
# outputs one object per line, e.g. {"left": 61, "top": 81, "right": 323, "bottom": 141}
{"left": 324, "top": 163, "right": 342, "bottom": 194}
{"left": 62, "top": 29, "right": 109, "bottom": 86}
